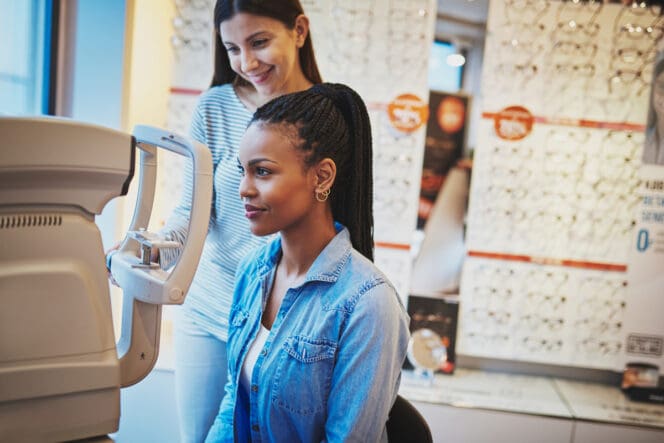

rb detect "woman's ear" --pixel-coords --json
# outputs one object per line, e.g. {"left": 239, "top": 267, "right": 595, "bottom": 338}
{"left": 313, "top": 158, "right": 336, "bottom": 193}
{"left": 294, "top": 14, "right": 310, "bottom": 48}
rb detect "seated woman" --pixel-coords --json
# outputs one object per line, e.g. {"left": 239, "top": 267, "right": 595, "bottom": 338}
{"left": 205, "top": 83, "right": 410, "bottom": 442}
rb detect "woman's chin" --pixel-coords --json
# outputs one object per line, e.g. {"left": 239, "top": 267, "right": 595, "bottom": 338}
{"left": 250, "top": 224, "right": 276, "bottom": 237}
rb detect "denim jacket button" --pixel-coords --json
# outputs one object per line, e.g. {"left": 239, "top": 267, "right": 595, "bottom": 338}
{"left": 251, "top": 384, "right": 258, "bottom": 393}
{"left": 252, "top": 424, "right": 259, "bottom": 431}
{"left": 260, "top": 349, "right": 267, "bottom": 357}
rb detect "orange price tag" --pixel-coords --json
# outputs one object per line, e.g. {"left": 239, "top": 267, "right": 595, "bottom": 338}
{"left": 387, "top": 93, "right": 429, "bottom": 134}
{"left": 493, "top": 105, "right": 534, "bottom": 141}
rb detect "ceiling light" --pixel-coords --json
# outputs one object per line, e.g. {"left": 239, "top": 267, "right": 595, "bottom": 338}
{"left": 446, "top": 53, "right": 466, "bottom": 67}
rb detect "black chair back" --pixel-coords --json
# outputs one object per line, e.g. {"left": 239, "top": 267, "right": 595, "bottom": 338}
{"left": 386, "top": 395, "right": 433, "bottom": 443}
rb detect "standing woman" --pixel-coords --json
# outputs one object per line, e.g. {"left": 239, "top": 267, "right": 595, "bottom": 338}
{"left": 206, "top": 84, "right": 410, "bottom": 442}
{"left": 158, "top": 1, "right": 322, "bottom": 441}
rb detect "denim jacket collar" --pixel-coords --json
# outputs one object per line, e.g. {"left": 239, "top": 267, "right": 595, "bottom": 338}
{"left": 254, "top": 222, "right": 351, "bottom": 285}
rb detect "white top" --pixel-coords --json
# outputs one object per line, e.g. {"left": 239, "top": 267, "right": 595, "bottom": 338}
{"left": 240, "top": 324, "right": 270, "bottom": 392}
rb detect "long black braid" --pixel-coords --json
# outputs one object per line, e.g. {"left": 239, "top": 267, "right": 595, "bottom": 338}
{"left": 251, "top": 83, "right": 374, "bottom": 261}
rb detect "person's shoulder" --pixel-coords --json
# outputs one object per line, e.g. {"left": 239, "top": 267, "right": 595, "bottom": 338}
{"left": 192, "top": 84, "right": 250, "bottom": 131}
{"left": 331, "top": 250, "right": 403, "bottom": 311}
{"left": 347, "top": 249, "right": 384, "bottom": 281}
{"left": 197, "top": 84, "right": 237, "bottom": 107}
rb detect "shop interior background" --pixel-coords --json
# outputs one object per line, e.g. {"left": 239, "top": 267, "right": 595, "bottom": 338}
{"left": 2, "top": 0, "right": 664, "bottom": 442}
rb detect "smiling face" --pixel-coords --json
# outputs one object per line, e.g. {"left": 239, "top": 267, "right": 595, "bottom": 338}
{"left": 220, "top": 12, "right": 308, "bottom": 102}
{"left": 238, "top": 122, "right": 320, "bottom": 237}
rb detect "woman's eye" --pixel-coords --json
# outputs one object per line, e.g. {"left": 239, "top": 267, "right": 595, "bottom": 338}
{"left": 225, "top": 45, "right": 239, "bottom": 54}
{"left": 256, "top": 167, "right": 270, "bottom": 176}
{"left": 237, "top": 164, "right": 245, "bottom": 176}
{"left": 252, "top": 38, "right": 268, "bottom": 48}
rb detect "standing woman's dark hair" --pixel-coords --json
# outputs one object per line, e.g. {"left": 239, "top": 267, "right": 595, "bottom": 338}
{"left": 211, "top": 0, "right": 323, "bottom": 87}
{"left": 251, "top": 83, "right": 374, "bottom": 260}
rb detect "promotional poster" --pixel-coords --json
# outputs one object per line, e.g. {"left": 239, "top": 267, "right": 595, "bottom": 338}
{"left": 418, "top": 91, "right": 467, "bottom": 229}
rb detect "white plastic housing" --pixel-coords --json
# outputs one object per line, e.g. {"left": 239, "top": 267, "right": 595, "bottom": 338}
{"left": 0, "top": 117, "right": 212, "bottom": 441}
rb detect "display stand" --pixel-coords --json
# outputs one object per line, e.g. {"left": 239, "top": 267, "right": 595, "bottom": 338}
{"left": 460, "top": 0, "right": 664, "bottom": 374}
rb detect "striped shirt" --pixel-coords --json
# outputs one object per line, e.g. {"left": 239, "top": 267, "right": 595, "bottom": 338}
{"left": 160, "top": 84, "right": 268, "bottom": 341}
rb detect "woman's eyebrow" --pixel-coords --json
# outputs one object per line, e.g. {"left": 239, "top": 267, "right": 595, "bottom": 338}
{"left": 247, "top": 158, "right": 278, "bottom": 167}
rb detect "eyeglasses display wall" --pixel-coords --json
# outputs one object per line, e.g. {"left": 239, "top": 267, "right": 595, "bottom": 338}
{"left": 170, "top": 0, "right": 215, "bottom": 91}
{"left": 468, "top": 121, "right": 642, "bottom": 264}
{"left": 304, "top": 0, "right": 436, "bottom": 246}
{"left": 460, "top": 257, "right": 628, "bottom": 369}
{"left": 303, "top": 0, "right": 434, "bottom": 103}
{"left": 482, "top": 0, "right": 660, "bottom": 123}
{"left": 460, "top": 0, "right": 663, "bottom": 371}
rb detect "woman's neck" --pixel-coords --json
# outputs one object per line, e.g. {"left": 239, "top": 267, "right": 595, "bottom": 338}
{"left": 278, "top": 215, "right": 336, "bottom": 282}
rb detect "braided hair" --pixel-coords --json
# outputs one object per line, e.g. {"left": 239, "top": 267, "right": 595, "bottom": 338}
{"left": 251, "top": 83, "right": 374, "bottom": 261}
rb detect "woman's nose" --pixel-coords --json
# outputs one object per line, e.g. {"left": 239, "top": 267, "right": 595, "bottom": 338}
{"left": 238, "top": 175, "right": 254, "bottom": 200}
{"left": 240, "top": 51, "right": 258, "bottom": 73}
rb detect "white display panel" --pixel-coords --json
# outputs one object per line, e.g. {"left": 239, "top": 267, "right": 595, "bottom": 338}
{"left": 460, "top": 0, "right": 662, "bottom": 371}
{"left": 467, "top": 120, "right": 641, "bottom": 264}
{"left": 459, "top": 257, "right": 628, "bottom": 369}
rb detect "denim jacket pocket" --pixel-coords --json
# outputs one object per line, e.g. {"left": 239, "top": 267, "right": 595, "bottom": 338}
{"left": 272, "top": 336, "right": 337, "bottom": 416}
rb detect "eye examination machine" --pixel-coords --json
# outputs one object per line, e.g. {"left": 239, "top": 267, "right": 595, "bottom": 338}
{"left": 0, "top": 117, "right": 212, "bottom": 442}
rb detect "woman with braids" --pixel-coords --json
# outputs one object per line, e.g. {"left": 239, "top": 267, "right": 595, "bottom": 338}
{"left": 205, "top": 83, "right": 410, "bottom": 442}
{"left": 155, "top": 1, "right": 322, "bottom": 441}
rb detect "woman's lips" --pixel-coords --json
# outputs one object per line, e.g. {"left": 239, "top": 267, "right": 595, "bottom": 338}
{"left": 248, "top": 66, "right": 273, "bottom": 85}
{"left": 244, "top": 204, "right": 264, "bottom": 219}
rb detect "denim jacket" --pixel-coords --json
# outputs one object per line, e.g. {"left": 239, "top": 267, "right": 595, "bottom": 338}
{"left": 205, "top": 224, "right": 410, "bottom": 443}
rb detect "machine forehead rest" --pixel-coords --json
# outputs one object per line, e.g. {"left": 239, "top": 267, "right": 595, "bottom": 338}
{"left": 0, "top": 116, "right": 135, "bottom": 215}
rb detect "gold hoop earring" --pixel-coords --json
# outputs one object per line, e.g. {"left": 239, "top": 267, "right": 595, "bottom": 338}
{"left": 315, "top": 188, "right": 330, "bottom": 202}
